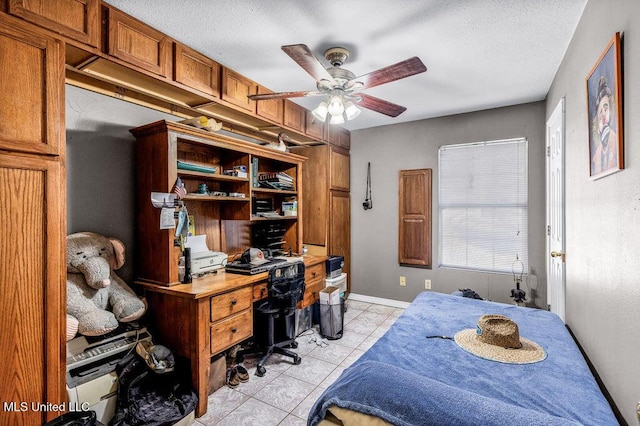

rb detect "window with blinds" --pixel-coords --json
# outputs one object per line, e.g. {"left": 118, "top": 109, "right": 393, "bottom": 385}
{"left": 438, "top": 138, "right": 528, "bottom": 274}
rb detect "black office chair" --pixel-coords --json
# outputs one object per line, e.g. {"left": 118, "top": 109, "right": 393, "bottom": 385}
{"left": 243, "top": 261, "right": 305, "bottom": 377}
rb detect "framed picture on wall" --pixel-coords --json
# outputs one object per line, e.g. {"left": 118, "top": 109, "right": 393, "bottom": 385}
{"left": 586, "top": 32, "right": 623, "bottom": 180}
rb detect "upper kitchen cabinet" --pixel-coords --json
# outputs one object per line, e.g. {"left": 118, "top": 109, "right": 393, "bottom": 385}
{"left": 5, "top": 0, "right": 100, "bottom": 47}
{"left": 104, "top": 5, "right": 171, "bottom": 77}
{"left": 221, "top": 67, "right": 257, "bottom": 112}
{"left": 174, "top": 42, "right": 221, "bottom": 98}
{"left": 283, "top": 100, "right": 305, "bottom": 133}
{"left": 326, "top": 124, "right": 350, "bottom": 150}
{"left": 256, "top": 85, "right": 283, "bottom": 124}
{"left": 0, "top": 13, "right": 64, "bottom": 156}
{"left": 305, "top": 110, "right": 325, "bottom": 141}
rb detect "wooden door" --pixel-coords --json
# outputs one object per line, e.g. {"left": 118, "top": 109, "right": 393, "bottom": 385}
{"left": 174, "top": 42, "right": 220, "bottom": 97}
{"left": 221, "top": 67, "right": 256, "bottom": 112}
{"left": 284, "top": 101, "right": 305, "bottom": 133}
{"left": 398, "top": 169, "right": 432, "bottom": 267}
{"left": 305, "top": 110, "right": 324, "bottom": 140}
{"left": 0, "top": 154, "right": 66, "bottom": 424}
{"left": 0, "top": 14, "right": 64, "bottom": 156}
{"left": 256, "top": 85, "right": 283, "bottom": 124}
{"left": 297, "top": 145, "right": 328, "bottom": 246}
{"left": 329, "top": 190, "right": 350, "bottom": 282}
{"left": 330, "top": 146, "right": 349, "bottom": 191}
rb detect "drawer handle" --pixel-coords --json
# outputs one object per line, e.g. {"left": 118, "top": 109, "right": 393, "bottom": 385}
{"left": 231, "top": 327, "right": 237, "bottom": 333}
{"left": 231, "top": 299, "right": 237, "bottom": 306}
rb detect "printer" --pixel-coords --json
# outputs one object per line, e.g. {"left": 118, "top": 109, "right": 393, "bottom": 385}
{"left": 191, "top": 250, "right": 228, "bottom": 274}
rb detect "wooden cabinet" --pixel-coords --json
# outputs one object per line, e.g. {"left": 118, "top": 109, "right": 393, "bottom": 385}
{"left": 174, "top": 42, "right": 221, "bottom": 97}
{"left": 398, "top": 169, "right": 432, "bottom": 268}
{"left": 295, "top": 144, "right": 351, "bottom": 288}
{"left": 283, "top": 100, "right": 305, "bottom": 133}
{"left": 105, "top": 6, "right": 171, "bottom": 77}
{"left": 131, "top": 120, "right": 305, "bottom": 286}
{"left": 256, "top": 85, "right": 283, "bottom": 124}
{"left": 0, "top": 14, "right": 66, "bottom": 425}
{"left": 0, "top": 14, "right": 64, "bottom": 156}
{"left": 6, "top": 0, "right": 100, "bottom": 47}
{"left": 305, "top": 110, "right": 325, "bottom": 140}
{"left": 222, "top": 67, "right": 257, "bottom": 112}
{"left": 326, "top": 125, "right": 350, "bottom": 149}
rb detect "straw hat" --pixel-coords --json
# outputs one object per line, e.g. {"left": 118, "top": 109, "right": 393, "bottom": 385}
{"left": 454, "top": 314, "right": 546, "bottom": 364}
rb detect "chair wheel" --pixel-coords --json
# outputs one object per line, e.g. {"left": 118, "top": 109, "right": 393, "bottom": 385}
{"left": 290, "top": 341, "right": 298, "bottom": 349}
{"left": 293, "top": 356, "right": 301, "bottom": 365}
{"left": 256, "top": 365, "right": 266, "bottom": 377}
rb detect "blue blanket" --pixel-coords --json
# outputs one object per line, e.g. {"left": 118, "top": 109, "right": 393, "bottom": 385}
{"left": 308, "top": 292, "right": 618, "bottom": 426}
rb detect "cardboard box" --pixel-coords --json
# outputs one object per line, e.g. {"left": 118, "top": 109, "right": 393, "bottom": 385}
{"left": 208, "top": 354, "right": 226, "bottom": 394}
{"left": 320, "top": 285, "right": 341, "bottom": 305}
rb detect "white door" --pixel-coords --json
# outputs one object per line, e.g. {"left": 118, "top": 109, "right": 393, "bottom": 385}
{"left": 546, "top": 98, "right": 566, "bottom": 322}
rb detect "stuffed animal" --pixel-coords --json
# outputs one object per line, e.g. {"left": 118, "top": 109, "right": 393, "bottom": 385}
{"left": 66, "top": 232, "right": 146, "bottom": 338}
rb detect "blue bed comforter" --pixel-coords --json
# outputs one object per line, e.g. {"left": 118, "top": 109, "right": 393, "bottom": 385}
{"left": 308, "top": 292, "right": 618, "bottom": 426}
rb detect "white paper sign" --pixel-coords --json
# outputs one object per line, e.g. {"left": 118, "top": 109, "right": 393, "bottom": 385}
{"left": 160, "top": 208, "right": 176, "bottom": 229}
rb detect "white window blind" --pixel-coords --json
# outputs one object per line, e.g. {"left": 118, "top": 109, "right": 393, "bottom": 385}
{"left": 438, "top": 138, "right": 528, "bottom": 274}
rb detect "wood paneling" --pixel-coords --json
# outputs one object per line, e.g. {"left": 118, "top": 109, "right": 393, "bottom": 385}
{"left": 7, "top": 0, "right": 100, "bottom": 46}
{"left": 398, "top": 169, "right": 432, "bottom": 267}
{"left": 174, "top": 42, "right": 220, "bottom": 97}
{"left": 0, "top": 15, "right": 63, "bottom": 156}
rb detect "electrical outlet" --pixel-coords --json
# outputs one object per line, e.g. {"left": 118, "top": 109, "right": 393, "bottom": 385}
{"left": 400, "top": 276, "right": 406, "bottom": 287}
{"left": 424, "top": 279, "right": 431, "bottom": 289}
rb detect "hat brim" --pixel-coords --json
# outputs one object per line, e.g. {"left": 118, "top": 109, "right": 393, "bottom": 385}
{"left": 454, "top": 329, "right": 547, "bottom": 364}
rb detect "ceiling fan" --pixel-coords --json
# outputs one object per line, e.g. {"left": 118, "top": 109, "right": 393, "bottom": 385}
{"left": 248, "top": 44, "right": 427, "bottom": 123}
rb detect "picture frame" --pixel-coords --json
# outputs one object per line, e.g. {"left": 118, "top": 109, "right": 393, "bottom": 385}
{"left": 586, "top": 32, "right": 623, "bottom": 179}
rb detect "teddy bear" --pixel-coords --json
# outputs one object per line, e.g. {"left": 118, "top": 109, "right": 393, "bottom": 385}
{"left": 66, "top": 232, "right": 146, "bottom": 338}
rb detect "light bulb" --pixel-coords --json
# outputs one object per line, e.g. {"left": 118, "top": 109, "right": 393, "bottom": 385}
{"left": 327, "top": 95, "right": 345, "bottom": 116}
{"left": 312, "top": 101, "right": 329, "bottom": 122}
{"left": 344, "top": 101, "right": 361, "bottom": 120}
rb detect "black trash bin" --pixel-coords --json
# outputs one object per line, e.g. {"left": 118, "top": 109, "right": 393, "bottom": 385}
{"left": 44, "top": 411, "right": 97, "bottom": 426}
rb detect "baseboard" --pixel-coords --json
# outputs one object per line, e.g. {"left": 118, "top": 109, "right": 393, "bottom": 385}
{"left": 348, "top": 293, "right": 411, "bottom": 309}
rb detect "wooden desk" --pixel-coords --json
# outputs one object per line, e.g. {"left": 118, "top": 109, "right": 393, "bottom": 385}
{"left": 136, "top": 256, "right": 326, "bottom": 417}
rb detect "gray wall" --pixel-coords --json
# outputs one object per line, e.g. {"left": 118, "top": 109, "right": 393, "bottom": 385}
{"left": 66, "top": 84, "right": 180, "bottom": 283}
{"left": 546, "top": 0, "right": 640, "bottom": 422}
{"left": 350, "top": 102, "right": 547, "bottom": 307}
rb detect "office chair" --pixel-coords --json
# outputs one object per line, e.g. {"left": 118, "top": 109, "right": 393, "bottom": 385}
{"left": 242, "top": 261, "right": 305, "bottom": 377}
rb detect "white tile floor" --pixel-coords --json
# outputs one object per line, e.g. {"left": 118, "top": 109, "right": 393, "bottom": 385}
{"left": 194, "top": 300, "right": 405, "bottom": 426}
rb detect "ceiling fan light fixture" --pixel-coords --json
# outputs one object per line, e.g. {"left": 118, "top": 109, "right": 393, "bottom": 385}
{"left": 344, "top": 101, "right": 361, "bottom": 120}
{"left": 312, "top": 101, "right": 329, "bottom": 122}
{"left": 327, "top": 95, "right": 345, "bottom": 117}
{"left": 330, "top": 113, "right": 345, "bottom": 124}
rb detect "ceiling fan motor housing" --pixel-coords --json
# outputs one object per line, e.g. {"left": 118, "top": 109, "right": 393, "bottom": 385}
{"left": 324, "top": 47, "right": 350, "bottom": 67}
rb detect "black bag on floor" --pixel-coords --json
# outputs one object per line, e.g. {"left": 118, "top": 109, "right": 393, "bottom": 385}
{"left": 111, "top": 350, "right": 197, "bottom": 426}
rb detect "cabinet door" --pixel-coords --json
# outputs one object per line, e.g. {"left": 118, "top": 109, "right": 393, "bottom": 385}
{"left": 305, "top": 110, "right": 324, "bottom": 140}
{"left": 0, "top": 154, "right": 66, "bottom": 424}
{"left": 0, "top": 14, "right": 64, "bottom": 156}
{"left": 7, "top": 0, "right": 100, "bottom": 47}
{"left": 221, "top": 67, "right": 256, "bottom": 112}
{"left": 283, "top": 100, "right": 305, "bottom": 133}
{"left": 174, "top": 42, "right": 220, "bottom": 97}
{"left": 298, "top": 145, "right": 328, "bottom": 246}
{"left": 106, "top": 6, "right": 170, "bottom": 77}
{"left": 256, "top": 85, "right": 283, "bottom": 124}
{"left": 338, "top": 127, "right": 350, "bottom": 150}
{"left": 330, "top": 146, "right": 350, "bottom": 191}
{"left": 398, "top": 169, "right": 432, "bottom": 267}
{"left": 329, "top": 190, "right": 350, "bottom": 281}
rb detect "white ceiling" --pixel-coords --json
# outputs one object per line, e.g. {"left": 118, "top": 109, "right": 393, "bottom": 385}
{"left": 103, "top": 0, "right": 586, "bottom": 131}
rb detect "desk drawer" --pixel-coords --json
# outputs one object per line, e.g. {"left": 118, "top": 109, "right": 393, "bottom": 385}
{"left": 211, "top": 286, "right": 252, "bottom": 322}
{"left": 253, "top": 282, "right": 267, "bottom": 302}
{"left": 210, "top": 309, "right": 252, "bottom": 354}
{"left": 300, "top": 278, "right": 323, "bottom": 307}
{"left": 305, "top": 262, "right": 324, "bottom": 283}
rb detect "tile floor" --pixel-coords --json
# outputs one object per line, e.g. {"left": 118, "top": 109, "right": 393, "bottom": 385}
{"left": 194, "top": 299, "right": 405, "bottom": 426}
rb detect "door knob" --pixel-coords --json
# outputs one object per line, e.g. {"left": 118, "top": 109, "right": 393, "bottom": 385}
{"left": 550, "top": 251, "right": 565, "bottom": 262}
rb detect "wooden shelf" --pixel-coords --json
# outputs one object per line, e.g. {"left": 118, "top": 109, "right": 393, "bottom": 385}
{"left": 183, "top": 194, "right": 249, "bottom": 202}
{"left": 251, "top": 215, "right": 298, "bottom": 222}
{"left": 178, "top": 170, "right": 248, "bottom": 183}
{"left": 252, "top": 188, "right": 297, "bottom": 196}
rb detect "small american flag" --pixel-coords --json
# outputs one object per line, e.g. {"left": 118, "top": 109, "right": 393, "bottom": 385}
{"left": 173, "top": 177, "right": 187, "bottom": 199}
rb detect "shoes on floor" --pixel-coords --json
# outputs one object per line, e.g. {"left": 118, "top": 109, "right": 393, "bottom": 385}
{"left": 226, "top": 364, "right": 250, "bottom": 388}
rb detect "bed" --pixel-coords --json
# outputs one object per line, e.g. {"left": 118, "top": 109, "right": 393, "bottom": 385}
{"left": 308, "top": 292, "right": 618, "bottom": 426}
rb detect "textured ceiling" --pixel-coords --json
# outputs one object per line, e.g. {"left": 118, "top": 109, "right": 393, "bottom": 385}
{"left": 103, "top": 0, "right": 586, "bottom": 131}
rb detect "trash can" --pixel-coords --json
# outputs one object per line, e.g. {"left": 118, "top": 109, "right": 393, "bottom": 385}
{"left": 319, "top": 293, "right": 344, "bottom": 340}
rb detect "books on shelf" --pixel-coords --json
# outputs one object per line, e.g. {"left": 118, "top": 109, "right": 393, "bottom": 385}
{"left": 258, "top": 171, "right": 295, "bottom": 191}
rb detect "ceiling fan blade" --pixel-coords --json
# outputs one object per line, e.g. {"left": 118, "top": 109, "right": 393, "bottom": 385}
{"left": 281, "top": 44, "right": 335, "bottom": 83}
{"left": 248, "top": 90, "right": 323, "bottom": 101}
{"left": 353, "top": 57, "right": 427, "bottom": 90}
{"left": 357, "top": 93, "right": 407, "bottom": 117}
